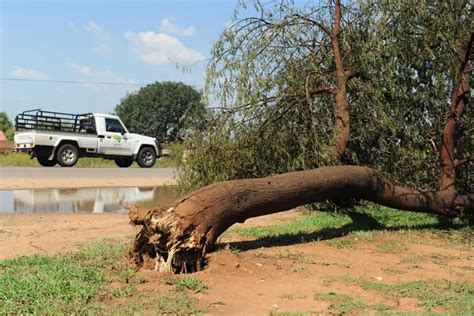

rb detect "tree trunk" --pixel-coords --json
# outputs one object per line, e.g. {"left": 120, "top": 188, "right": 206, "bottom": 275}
{"left": 440, "top": 80, "right": 468, "bottom": 190}
{"left": 439, "top": 32, "right": 472, "bottom": 190}
{"left": 330, "top": 0, "right": 350, "bottom": 160}
{"left": 128, "top": 165, "right": 473, "bottom": 274}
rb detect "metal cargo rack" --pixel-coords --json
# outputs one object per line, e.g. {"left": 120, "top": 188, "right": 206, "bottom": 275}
{"left": 15, "top": 109, "right": 95, "bottom": 133}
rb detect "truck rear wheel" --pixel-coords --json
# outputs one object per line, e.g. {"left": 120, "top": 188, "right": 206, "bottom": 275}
{"left": 37, "top": 156, "right": 57, "bottom": 167}
{"left": 115, "top": 158, "right": 134, "bottom": 168}
{"left": 56, "top": 144, "right": 79, "bottom": 167}
{"left": 137, "top": 147, "right": 156, "bottom": 168}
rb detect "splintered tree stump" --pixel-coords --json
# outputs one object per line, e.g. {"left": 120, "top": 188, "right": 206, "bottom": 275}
{"left": 127, "top": 166, "right": 473, "bottom": 274}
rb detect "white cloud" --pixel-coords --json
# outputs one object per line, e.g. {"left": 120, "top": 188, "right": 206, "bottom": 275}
{"left": 160, "top": 18, "right": 196, "bottom": 36}
{"left": 10, "top": 67, "right": 48, "bottom": 80}
{"left": 94, "top": 43, "right": 112, "bottom": 55}
{"left": 67, "top": 22, "right": 79, "bottom": 32}
{"left": 70, "top": 63, "right": 135, "bottom": 91}
{"left": 84, "top": 21, "right": 102, "bottom": 33}
{"left": 125, "top": 31, "right": 204, "bottom": 65}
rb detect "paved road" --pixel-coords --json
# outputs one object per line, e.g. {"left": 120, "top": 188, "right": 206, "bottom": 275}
{"left": 0, "top": 167, "right": 176, "bottom": 189}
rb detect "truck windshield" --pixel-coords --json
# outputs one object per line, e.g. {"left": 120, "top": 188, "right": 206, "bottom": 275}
{"left": 105, "top": 118, "right": 126, "bottom": 134}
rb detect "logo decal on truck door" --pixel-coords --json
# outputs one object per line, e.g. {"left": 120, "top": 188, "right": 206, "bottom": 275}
{"left": 114, "top": 135, "right": 122, "bottom": 143}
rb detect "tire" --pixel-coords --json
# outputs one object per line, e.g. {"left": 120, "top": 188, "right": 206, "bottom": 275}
{"left": 137, "top": 147, "right": 156, "bottom": 168}
{"left": 115, "top": 158, "right": 134, "bottom": 168}
{"left": 56, "top": 144, "right": 79, "bottom": 167}
{"left": 37, "top": 156, "right": 57, "bottom": 167}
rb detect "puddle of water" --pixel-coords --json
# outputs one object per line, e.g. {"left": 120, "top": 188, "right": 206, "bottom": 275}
{"left": 0, "top": 186, "right": 177, "bottom": 214}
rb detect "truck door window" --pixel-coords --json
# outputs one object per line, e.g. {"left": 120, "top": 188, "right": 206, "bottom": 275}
{"left": 105, "top": 118, "right": 126, "bottom": 134}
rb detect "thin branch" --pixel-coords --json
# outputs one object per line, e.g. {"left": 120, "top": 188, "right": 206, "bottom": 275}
{"left": 454, "top": 156, "right": 474, "bottom": 167}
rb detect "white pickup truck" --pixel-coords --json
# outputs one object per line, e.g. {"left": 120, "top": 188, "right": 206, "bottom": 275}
{"left": 14, "top": 109, "right": 161, "bottom": 168}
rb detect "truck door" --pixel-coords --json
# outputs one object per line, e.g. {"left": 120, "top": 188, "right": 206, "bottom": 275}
{"left": 97, "top": 118, "right": 132, "bottom": 156}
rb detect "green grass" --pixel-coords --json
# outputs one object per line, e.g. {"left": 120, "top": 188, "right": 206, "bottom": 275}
{"left": 343, "top": 276, "right": 474, "bottom": 313}
{"left": 0, "top": 241, "right": 126, "bottom": 314}
{"left": 377, "top": 240, "right": 408, "bottom": 253}
{"left": 108, "top": 292, "right": 205, "bottom": 315}
{"left": 0, "top": 241, "right": 206, "bottom": 314}
{"left": 0, "top": 151, "right": 175, "bottom": 168}
{"left": 327, "top": 238, "right": 355, "bottom": 249}
{"left": 155, "top": 292, "right": 203, "bottom": 315}
{"left": 269, "top": 312, "right": 308, "bottom": 316}
{"left": 314, "top": 292, "right": 367, "bottom": 314}
{"left": 234, "top": 211, "right": 352, "bottom": 239}
{"left": 230, "top": 205, "right": 472, "bottom": 244}
{"left": 277, "top": 251, "right": 315, "bottom": 264}
{"left": 165, "top": 276, "right": 209, "bottom": 293}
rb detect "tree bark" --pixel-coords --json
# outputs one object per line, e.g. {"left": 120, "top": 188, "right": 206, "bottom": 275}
{"left": 128, "top": 165, "right": 473, "bottom": 274}
{"left": 330, "top": 0, "right": 350, "bottom": 160}
{"left": 439, "top": 33, "right": 472, "bottom": 190}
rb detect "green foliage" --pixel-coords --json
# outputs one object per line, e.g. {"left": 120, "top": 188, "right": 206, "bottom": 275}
{"left": 178, "top": 1, "right": 472, "bottom": 196}
{"left": 0, "top": 112, "right": 14, "bottom": 140}
{"left": 0, "top": 242, "right": 126, "bottom": 314}
{"left": 115, "top": 81, "right": 207, "bottom": 143}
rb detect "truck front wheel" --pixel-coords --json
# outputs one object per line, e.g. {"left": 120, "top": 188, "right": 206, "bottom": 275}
{"left": 137, "top": 147, "right": 156, "bottom": 168}
{"left": 37, "top": 156, "right": 57, "bottom": 167}
{"left": 56, "top": 144, "right": 79, "bottom": 167}
{"left": 115, "top": 158, "right": 134, "bottom": 168}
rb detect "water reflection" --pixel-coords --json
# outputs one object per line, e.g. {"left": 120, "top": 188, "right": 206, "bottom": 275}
{"left": 0, "top": 186, "right": 177, "bottom": 214}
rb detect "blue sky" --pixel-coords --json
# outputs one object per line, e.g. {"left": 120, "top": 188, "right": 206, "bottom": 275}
{"left": 0, "top": 0, "right": 238, "bottom": 121}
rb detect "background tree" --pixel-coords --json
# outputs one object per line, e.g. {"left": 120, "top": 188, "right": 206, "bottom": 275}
{"left": 0, "top": 112, "right": 14, "bottom": 140}
{"left": 115, "top": 81, "right": 207, "bottom": 143}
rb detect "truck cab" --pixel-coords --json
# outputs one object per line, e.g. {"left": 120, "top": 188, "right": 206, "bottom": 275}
{"left": 14, "top": 109, "right": 161, "bottom": 168}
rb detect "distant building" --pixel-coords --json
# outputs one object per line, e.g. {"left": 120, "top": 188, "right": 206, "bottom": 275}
{"left": 0, "top": 130, "right": 6, "bottom": 141}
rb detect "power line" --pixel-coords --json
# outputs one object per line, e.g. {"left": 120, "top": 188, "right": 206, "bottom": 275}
{"left": 0, "top": 77, "right": 146, "bottom": 86}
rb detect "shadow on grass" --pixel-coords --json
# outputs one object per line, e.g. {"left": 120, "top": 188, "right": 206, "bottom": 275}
{"left": 218, "top": 211, "right": 470, "bottom": 252}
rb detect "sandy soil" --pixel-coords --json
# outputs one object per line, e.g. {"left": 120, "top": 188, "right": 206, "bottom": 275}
{"left": 0, "top": 210, "right": 302, "bottom": 260}
{"left": 0, "top": 167, "right": 176, "bottom": 189}
{"left": 0, "top": 178, "right": 175, "bottom": 190}
{"left": 112, "top": 221, "right": 472, "bottom": 315}
{"left": 191, "top": 237, "right": 472, "bottom": 315}
{"left": 0, "top": 213, "right": 136, "bottom": 259}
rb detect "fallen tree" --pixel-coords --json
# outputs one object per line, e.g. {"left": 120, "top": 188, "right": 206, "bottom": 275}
{"left": 128, "top": 165, "right": 473, "bottom": 274}
{"left": 127, "top": 0, "right": 472, "bottom": 274}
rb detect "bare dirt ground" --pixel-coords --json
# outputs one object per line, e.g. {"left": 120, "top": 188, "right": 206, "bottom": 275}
{"left": 2, "top": 209, "right": 472, "bottom": 314}
{"left": 0, "top": 213, "right": 136, "bottom": 259}
{"left": 0, "top": 210, "right": 301, "bottom": 260}
{"left": 0, "top": 167, "right": 176, "bottom": 189}
{"left": 111, "top": 226, "right": 472, "bottom": 315}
